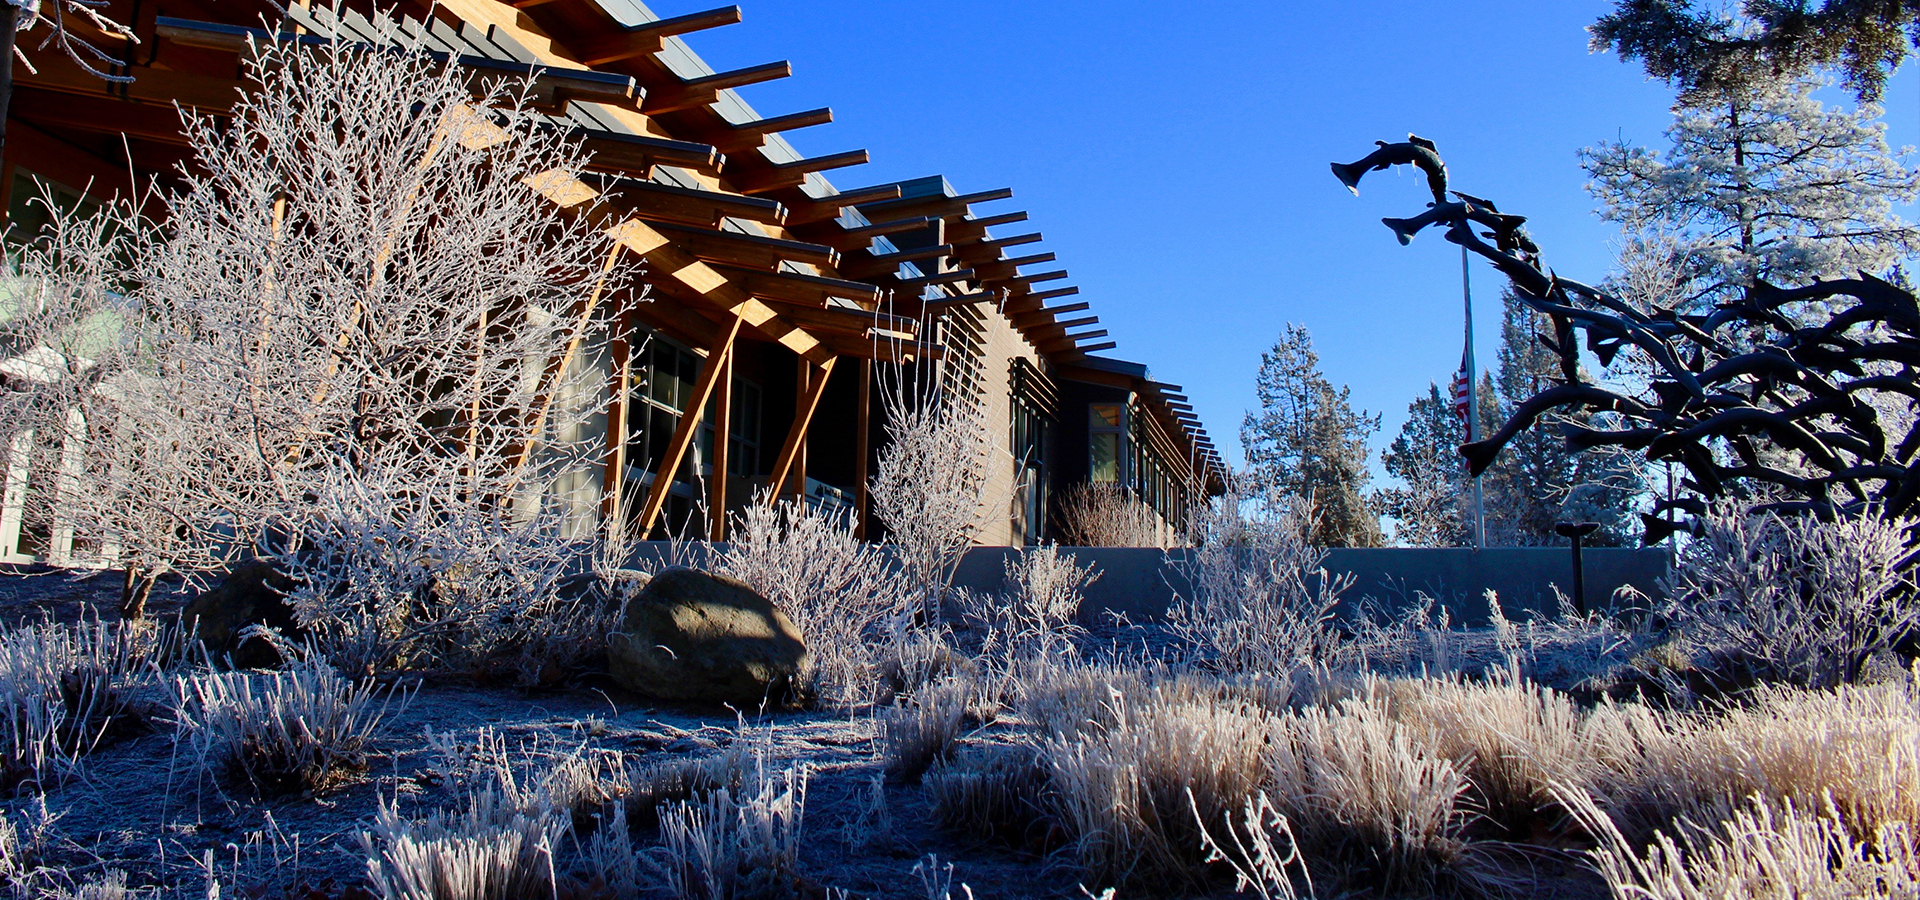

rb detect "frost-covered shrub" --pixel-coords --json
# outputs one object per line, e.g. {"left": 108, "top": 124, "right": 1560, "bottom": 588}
{"left": 869, "top": 367, "right": 994, "bottom": 617}
{"left": 1057, "top": 483, "right": 1169, "bottom": 548}
{"left": 1665, "top": 505, "right": 1920, "bottom": 688}
{"left": 717, "top": 496, "right": 911, "bottom": 706}
{"left": 1168, "top": 480, "right": 1353, "bottom": 674}
{"left": 967, "top": 545, "right": 1098, "bottom": 663}
{"left": 279, "top": 483, "right": 605, "bottom": 683}
{"left": 171, "top": 656, "right": 398, "bottom": 795}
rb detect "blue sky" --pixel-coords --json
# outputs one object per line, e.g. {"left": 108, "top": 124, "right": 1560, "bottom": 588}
{"left": 681, "top": 0, "right": 1919, "bottom": 477}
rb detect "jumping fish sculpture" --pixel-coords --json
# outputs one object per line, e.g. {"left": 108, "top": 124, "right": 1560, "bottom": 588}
{"left": 1330, "top": 134, "right": 1449, "bottom": 206}
{"left": 1334, "top": 136, "right": 1920, "bottom": 544}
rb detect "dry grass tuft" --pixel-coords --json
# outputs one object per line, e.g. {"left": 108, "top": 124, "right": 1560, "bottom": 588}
{"left": 1042, "top": 682, "right": 1276, "bottom": 887}
{"left": 927, "top": 744, "right": 1053, "bottom": 850}
{"left": 0, "top": 618, "right": 157, "bottom": 795}
{"left": 1376, "top": 670, "right": 1593, "bottom": 835}
{"left": 1587, "top": 675, "right": 1920, "bottom": 844}
{"left": 881, "top": 677, "right": 972, "bottom": 783}
{"left": 1561, "top": 786, "right": 1920, "bottom": 900}
{"left": 360, "top": 788, "right": 565, "bottom": 900}
{"left": 171, "top": 656, "right": 399, "bottom": 795}
{"left": 651, "top": 759, "right": 811, "bottom": 900}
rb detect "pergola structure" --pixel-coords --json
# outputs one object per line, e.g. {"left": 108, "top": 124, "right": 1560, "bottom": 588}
{"left": 0, "top": 0, "right": 1224, "bottom": 558}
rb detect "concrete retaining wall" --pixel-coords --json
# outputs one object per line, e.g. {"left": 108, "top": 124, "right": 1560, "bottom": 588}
{"left": 625, "top": 542, "right": 1671, "bottom": 626}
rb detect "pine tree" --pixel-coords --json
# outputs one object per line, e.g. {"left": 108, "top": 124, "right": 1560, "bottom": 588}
{"left": 1242, "top": 324, "right": 1383, "bottom": 547}
{"left": 1580, "top": 73, "right": 1920, "bottom": 313}
{"left": 1479, "top": 291, "right": 1647, "bottom": 546}
{"left": 1376, "top": 384, "right": 1470, "bottom": 547}
{"left": 1591, "top": 0, "right": 1920, "bottom": 103}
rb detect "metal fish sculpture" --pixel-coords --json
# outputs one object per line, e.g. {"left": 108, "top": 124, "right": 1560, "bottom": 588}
{"left": 1330, "top": 134, "right": 1449, "bottom": 205}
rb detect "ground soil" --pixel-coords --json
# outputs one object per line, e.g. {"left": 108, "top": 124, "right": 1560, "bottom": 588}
{"left": 0, "top": 568, "right": 1100, "bottom": 900}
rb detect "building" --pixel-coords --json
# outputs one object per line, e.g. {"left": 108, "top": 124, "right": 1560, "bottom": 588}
{"left": 0, "top": 0, "right": 1224, "bottom": 562}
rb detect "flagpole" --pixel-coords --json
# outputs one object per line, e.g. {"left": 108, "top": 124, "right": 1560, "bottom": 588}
{"left": 1463, "top": 244, "right": 1486, "bottom": 549}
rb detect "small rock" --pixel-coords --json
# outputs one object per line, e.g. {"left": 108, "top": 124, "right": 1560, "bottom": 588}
{"left": 606, "top": 567, "right": 808, "bottom": 708}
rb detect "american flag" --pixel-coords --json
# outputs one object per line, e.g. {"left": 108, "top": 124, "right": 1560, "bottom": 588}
{"left": 1449, "top": 350, "right": 1472, "bottom": 424}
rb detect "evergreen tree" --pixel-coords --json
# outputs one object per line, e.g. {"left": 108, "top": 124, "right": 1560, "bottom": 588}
{"left": 1376, "top": 384, "right": 1470, "bottom": 547}
{"left": 1479, "top": 291, "right": 1647, "bottom": 546}
{"left": 1591, "top": 0, "right": 1920, "bottom": 103}
{"left": 1580, "top": 73, "right": 1920, "bottom": 313}
{"left": 1242, "top": 324, "right": 1383, "bottom": 547}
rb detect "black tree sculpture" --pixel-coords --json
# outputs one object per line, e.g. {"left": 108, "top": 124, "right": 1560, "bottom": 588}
{"left": 1334, "top": 136, "right": 1920, "bottom": 544}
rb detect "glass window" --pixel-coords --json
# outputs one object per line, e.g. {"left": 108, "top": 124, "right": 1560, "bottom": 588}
{"left": 1089, "top": 403, "right": 1124, "bottom": 484}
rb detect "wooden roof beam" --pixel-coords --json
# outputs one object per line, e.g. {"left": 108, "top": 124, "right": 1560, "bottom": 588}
{"left": 894, "top": 269, "right": 975, "bottom": 291}
{"left": 924, "top": 290, "right": 1003, "bottom": 313}
{"left": 709, "top": 263, "right": 880, "bottom": 306}
{"left": 1037, "top": 330, "right": 1109, "bottom": 354}
{"left": 1074, "top": 341, "right": 1118, "bottom": 354}
{"left": 947, "top": 211, "right": 1028, "bottom": 240}
{"left": 839, "top": 243, "right": 954, "bottom": 279}
{"left": 1024, "top": 286, "right": 1081, "bottom": 303}
{"left": 1020, "top": 270, "right": 1070, "bottom": 285}
{"left": 759, "top": 301, "right": 920, "bottom": 337}
{"left": 712, "top": 107, "right": 832, "bottom": 153}
{"left": 784, "top": 184, "right": 903, "bottom": 226}
{"left": 733, "top": 149, "right": 869, "bottom": 195}
{"left": 838, "top": 215, "right": 934, "bottom": 241}
{"left": 643, "top": 60, "right": 790, "bottom": 115}
{"left": 1009, "top": 302, "right": 1089, "bottom": 328}
{"left": 974, "top": 232, "right": 1042, "bottom": 251}
{"left": 973, "top": 251, "right": 1057, "bottom": 280}
{"left": 576, "top": 129, "right": 721, "bottom": 177}
{"left": 650, "top": 222, "right": 838, "bottom": 270}
{"left": 1055, "top": 315, "right": 1099, "bottom": 330}
{"left": 609, "top": 178, "right": 786, "bottom": 227}
{"left": 573, "top": 5, "right": 743, "bottom": 67}
{"left": 858, "top": 186, "right": 1012, "bottom": 221}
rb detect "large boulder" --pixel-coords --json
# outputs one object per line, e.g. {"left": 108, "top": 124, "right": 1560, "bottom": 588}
{"left": 181, "top": 559, "right": 301, "bottom": 669}
{"left": 607, "top": 567, "right": 808, "bottom": 707}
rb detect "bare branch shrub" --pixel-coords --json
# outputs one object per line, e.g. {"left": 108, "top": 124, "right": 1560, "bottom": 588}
{"left": 869, "top": 364, "right": 995, "bottom": 615}
{"left": 8, "top": 19, "right": 635, "bottom": 652}
{"left": 171, "top": 656, "right": 399, "bottom": 796}
{"left": 1057, "top": 483, "right": 1168, "bottom": 548}
{"left": 1662, "top": 503, "right": 1920, "bottom": 688}
{"left": 716, "top": 494, "right": 911, "bottom": 706}
{"left": 278, "top": 484, "right": 602, "bottom": 682}
{"left": 1168, "top": 477, "right": 1353, "bottom": 673}
{"left": 966, "top": 545, "right": 1098, "bottom": 662}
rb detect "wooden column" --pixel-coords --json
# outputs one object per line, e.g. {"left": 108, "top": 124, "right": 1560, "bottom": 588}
{"left": 708, "top": 349, "right": 733, "bottom": 541}
{"left": 768, "top": 357, "right": 837, "bottom": 503}
{"left": 599, "top": 312, "right": 635, "bottom": 538}
{"left": 853, "top": 358, "right": 872, "bottom": 538}
{"left": 788, "top": 357, "right": 810, "bottom": 502}
{"left": 638, "top": 316, "right": 745, "bottom": 536}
